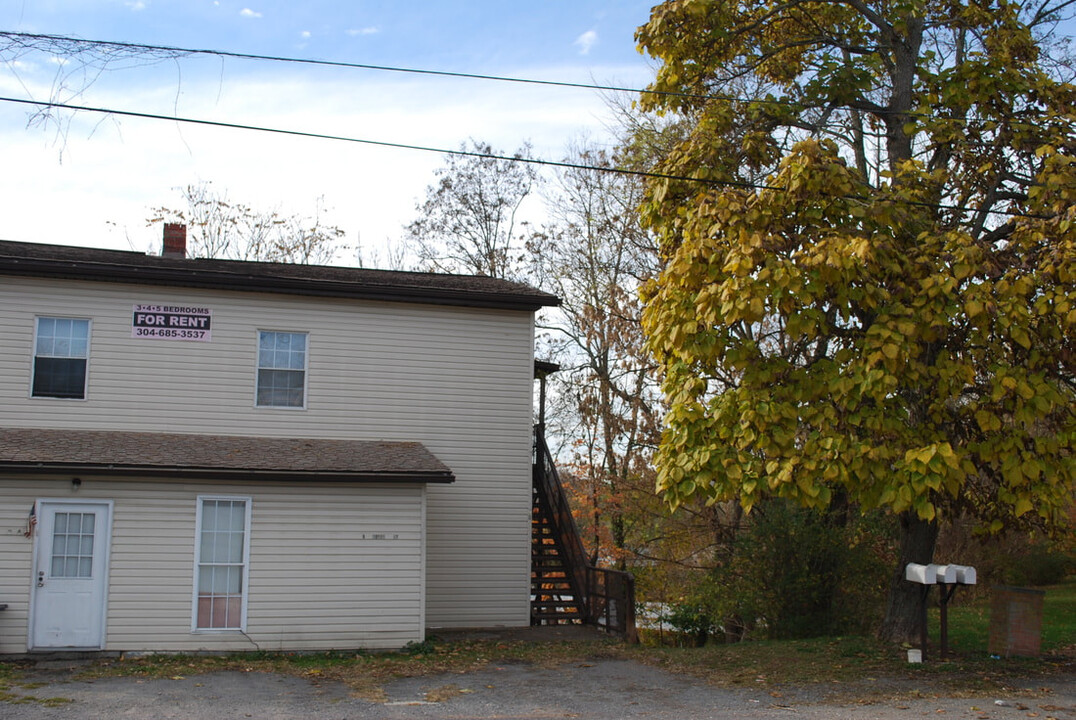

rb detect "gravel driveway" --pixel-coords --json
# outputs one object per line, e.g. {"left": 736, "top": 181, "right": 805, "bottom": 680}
{"left": 4, "top": 655, "right": 1074, "bottom": 720}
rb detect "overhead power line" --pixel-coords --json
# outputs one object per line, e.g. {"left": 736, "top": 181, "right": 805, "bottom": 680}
{"left": 2, "top": 27, "right": 1072, "bottom": 152}
{"left": 0, "top": 29, "right": 1013, "bottom": 123}
{"left": 0, "top": 94, "right": 1051, "bottom": 221}
{"left": 0, "top": 94, "right": 765, "bottom": 188}
{"left": 0, "top": 30, "right": 695, "bottom": 101}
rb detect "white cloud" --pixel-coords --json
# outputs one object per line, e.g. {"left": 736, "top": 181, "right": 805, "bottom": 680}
{"left": 574, "top": 30, "right": 598, "bottom": 55}
{"left": 240, "top": 8, "right": 262, "bottom": 19}
{"left": 126, "top": 1, "right": 147, "bottom": 10}
{"left": 346, "top": 27, "right": 379, "bottom": 37}
{"left": 300, "top": 30, "right": 311, "bottom": 39}
{"left": 0, "top": 54, "right": 655, "bottom": 262}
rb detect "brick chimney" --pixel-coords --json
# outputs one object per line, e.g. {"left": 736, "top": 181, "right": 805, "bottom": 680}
{"left": 162, "top": 223, "right": 187, "bottom": 259}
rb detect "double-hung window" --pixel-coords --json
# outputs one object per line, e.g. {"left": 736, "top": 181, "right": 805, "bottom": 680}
{"left": 32, "top": 317, "right": 90, "bottom": 399}
{"left": 194, "top": 497, "right": 250, "bottom": 631}
{"left": 256, "top": 331, "right": 307, "bottom": 408}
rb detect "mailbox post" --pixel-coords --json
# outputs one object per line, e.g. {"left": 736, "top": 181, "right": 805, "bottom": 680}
{"left": 905, "top": 563, "right": 977, "bottom": 661}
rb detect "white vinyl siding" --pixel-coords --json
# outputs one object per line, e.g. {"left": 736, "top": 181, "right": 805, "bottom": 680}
{"left": 0, "top": 277, "right": 534, "bottom": 630}
{"left": 0, "top": 477, "right": 425, "bottom": 653}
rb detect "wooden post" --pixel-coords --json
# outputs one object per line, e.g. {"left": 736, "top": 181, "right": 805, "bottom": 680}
{"left": 938, "top": 583, "right": 958, "bottom": 659}
{"left": 919, "top": 584, "right": 930, "bottom": 661}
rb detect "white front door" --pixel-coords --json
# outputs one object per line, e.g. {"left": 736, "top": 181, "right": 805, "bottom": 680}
{"left": 30, "top": 500, "right": 112, "bottom": 650}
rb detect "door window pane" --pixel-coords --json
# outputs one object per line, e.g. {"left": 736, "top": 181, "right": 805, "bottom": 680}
{"left": 50, "top": 512, "right": 94, "bottom": 578}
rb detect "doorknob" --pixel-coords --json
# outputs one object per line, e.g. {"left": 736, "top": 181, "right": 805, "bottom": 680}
{"left": 37, "top": 570, "right": 44, "bottom": 588}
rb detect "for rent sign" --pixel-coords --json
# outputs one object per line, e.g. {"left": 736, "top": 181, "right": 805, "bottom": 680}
{"left": 132, "top": 304, "right": 212, "bottom": 341}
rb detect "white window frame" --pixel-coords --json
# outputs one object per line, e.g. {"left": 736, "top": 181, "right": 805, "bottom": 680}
{"left": 191, "top": 495, "right": 252, "bottom": 633}
{"left": 31, "top": 316, "right": 91, "bottom": 400}
{"left": 254, "top": 330, "right": 309, "bottom": 409}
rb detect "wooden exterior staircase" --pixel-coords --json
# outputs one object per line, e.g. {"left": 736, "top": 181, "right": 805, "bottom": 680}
{"left": 531, "top": 425, "right": 637, "bottom": 641}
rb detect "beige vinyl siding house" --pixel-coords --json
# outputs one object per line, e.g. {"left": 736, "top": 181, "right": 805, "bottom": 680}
{"left": 0, "top": 476, "right": 426, "bottom": 652}
{"left": 0, "top": 234, "right": 558, "bottom": 653}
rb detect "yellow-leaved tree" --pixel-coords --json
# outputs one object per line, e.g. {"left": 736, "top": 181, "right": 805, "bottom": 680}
{"left": 636, "top": 0, "right": 1075, "bottom": 641}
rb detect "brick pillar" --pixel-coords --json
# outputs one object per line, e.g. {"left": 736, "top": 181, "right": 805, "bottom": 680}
{"left": 988, "top": 585, "right": 1045, "bottom": 657}
{"left": 162, "top": 223, "right": 187, "bottom": 258}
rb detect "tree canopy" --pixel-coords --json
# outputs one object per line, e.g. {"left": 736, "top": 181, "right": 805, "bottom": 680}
{"left": 635, "top": 0, "right": 1076, "bottom": 637}
{"left": 405, "top": 140, "right": 536, "bottom": 279}
{"left": 148, "top": 182, "right": 346, "bottom": 264}
{"left": 529, "top": 139, "right": 663, "bottom": 566}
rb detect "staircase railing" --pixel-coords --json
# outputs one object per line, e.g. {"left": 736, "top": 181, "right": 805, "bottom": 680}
{"left": 586, "top": 565, "right": 638, "bottom": 643}
{"left": 533, "top": 425, "right": 637, "bottom": 641}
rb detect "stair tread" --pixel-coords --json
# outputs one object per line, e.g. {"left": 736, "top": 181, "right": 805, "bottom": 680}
{"left": 532, "top": 456, "right": 589, "bottom": 626}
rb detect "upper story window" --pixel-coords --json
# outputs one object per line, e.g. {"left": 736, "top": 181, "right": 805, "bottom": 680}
{"left": 256, "top": 331, "right": 307, "bottom": 408}
{"left": 32, "top": 317, "right": 90, "bottom": 399}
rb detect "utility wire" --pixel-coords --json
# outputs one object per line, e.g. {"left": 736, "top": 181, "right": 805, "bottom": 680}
{"left": 0, "top": 94, "right": 766, "bottom": 189}
{"left": 0, "top": 94, "right": 1052, "bottom": 220}
{"left": 0, "top": 30, "right": 706, "bottom": 102}
{"left": 0, "top": 29, "right": 1044, "bottom": 124}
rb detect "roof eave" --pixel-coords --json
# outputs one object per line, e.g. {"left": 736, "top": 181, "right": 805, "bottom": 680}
{"left": 0, "top": 257, "right": 561, "bottom": 311}
{"left": 0, "top": 463, "right": 456, "bottom": 484}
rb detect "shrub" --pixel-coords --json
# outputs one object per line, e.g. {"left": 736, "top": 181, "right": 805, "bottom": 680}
{"left": 700, "top": 499, "right": 891, "bottom": 640}
{"left": 664, "top": 603, "right": 717, "bottom": 646}
{"left": 1002, "top": 545, "right": 1075, "bottom": 587}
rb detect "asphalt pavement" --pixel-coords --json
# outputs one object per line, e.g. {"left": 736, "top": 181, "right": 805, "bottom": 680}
{"left": 3, "top": 655, "right": 1074, "bottom": 720}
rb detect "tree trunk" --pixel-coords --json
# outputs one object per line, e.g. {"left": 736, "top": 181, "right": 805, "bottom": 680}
{"left": 878, "top": 510, "right": 939, "bottom": 643}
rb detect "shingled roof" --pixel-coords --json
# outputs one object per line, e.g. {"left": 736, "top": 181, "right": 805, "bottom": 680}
{"left": 0, "top": 240, "right": 560, "bottom": 311}
{"left": 0, "top": 428, "right": 455, "bottom": 483}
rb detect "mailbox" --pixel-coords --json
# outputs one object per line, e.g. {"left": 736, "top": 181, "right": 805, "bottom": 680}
{"left": 905, "top": 563, "right": 935, "bottom": 584}
{"left": 948, "top": 564, "right": 976, "bottom": 584}
{"left": 934, "top": 565, "right": 958, "bottom": 583}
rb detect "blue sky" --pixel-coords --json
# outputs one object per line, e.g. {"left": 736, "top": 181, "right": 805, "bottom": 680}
{"left": 0, "top": 1, "right": 658, "bottom": 261}
{"left": 9, "top": 1, "right": 652, "bottom": 69}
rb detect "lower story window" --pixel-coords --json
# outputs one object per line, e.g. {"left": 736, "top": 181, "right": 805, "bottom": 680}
{"left": 194, "top": 497, "right": 250, "bottom": 631}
